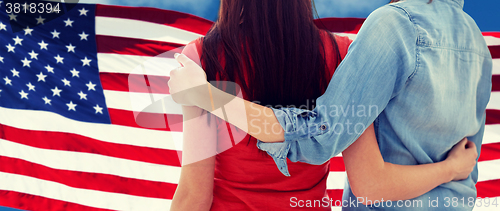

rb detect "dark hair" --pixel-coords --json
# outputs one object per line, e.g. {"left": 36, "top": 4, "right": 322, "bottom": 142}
{"left": 201, "top": 0, "right": 341, "bottom": 109}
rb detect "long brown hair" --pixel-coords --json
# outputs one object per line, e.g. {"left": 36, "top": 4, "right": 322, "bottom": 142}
{"left": 201, "top": 0, "right": 341, "bottom": 109}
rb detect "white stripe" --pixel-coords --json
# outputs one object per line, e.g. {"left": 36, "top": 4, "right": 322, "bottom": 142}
{"left": 484, "top": 125, "right": 500, "bottom": 145}
{"left": 98, "top": 53, "right": 180, "bottom": 77}
{"left": 478, "top": 159, "right": 500, "bottom": 182}
{"left": 493, "top": 59, "right": 500, "bottom": 75}
{"left": 104, "top": 90, "right": 182, "bottom": 115}
{"left": 0, "top": 172, "right": 172, "bottom": 211}
{"left": 334, "top": 32, "right": 357, "bottom": 41}
{"left": 96, "top": 16, "right": 202, "bottom": 45}
{"left": 327, "top": 172, "right": 347, "bottom": 190}
{"left": 473, "top": 197, "right": 500, "bottom": 211}
{"left": 0, "top": 139, "right": 181, "bottom": 184}
{"left": 0, "top": 106, "right": 183, "bottom": 151}
{"left": 484, "top": 36, "right": 500, "bottom": 46}
{"left": 486, "top": 92, "right": 500, "bottom": 110}
{"left": 326, "top": 158, "right": 500, "bottom": 190}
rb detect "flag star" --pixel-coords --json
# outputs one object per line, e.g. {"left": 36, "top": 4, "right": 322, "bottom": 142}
{"left": 21, "top": 58, "right": 32, "bottom": 67}
{"left": 8, "top": 13, "right": 17, "bottom": 21}
{"left": 38, "top": 40, "right": 48, "bottom": 50}
{"left": 4, "top": 76, "right": 12, "bottom": 85}
{"left": 45, "top": 64, "right": 54, "bottom": 73}
{"left": 36, "top": 72, "right": 47, "bottom": 82}
{"left": 0, "top": 22, "right": 7, "bottom": 31}
{"left": 29, "top": 50, "right": 39, "bottom": 60}
{"left": 66, "top": 101, "right": 77, "bottom": 111}
{"left": 61, "top": 78, "right": 71, "bottom": 87}
{"left": 94, "top": 104, "right": 103, "bottom": 114}
{"left": 51, "top": 30, "right": 60, "bottom": 39}
{"left": 86, "top": 81, "right": 96, "bottom": 91}
{"left": 35, "top": 16, "right": 45, "bottom": 24}
{"left": 70, "top": 68, "right": 80, "bottom": 77}
{"left": 64, "top": 18, "right": 74, "bottom": 27}
{"left": 6, "top": 43, "right": 15, "bottom": 53}
{"left": 27, "top": 82, "right": 35, "bottom": 91}
{"left": 24, "top": 26, "right": 33, "bottom": 35}
{"left": 79, "top": 8, "right": 89, "bottom": 16}
{"left": 43, "top": 96, "right": 51, "bottom": 105}
{"left": 79, "top": 31, "right": 89, "bottom": 40}
{"left": 11, "top": 68, "right": 20, "bottom": 77}
{"left": 19, "top": 90, "right": 29, "bottom": 99}
{"left": 51, "top": 86, "right": 62, "bottom": 97}
{"left": 0, "top": 89, "right": 2, "bottom": 97}
{"left": 81, "top": 57, "right": 92, "bottom": 66}
{"left": 66, "top": 43, "right": 76, "bottom": 53}
{"left": 0, "top": 56, "right": 3, "bottom": 63}
{"left": 78, "top": 91, "right": 87, "bottom": 100}
{"left": 54, "top": 54, "right": 64, "bottom": 64}
{"left": 13, "top": 36, "right": 23, "bottom": 45}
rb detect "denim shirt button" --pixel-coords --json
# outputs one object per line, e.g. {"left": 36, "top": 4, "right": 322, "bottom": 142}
{"left": 320, "top": 124, "right": 327, "bottom": 131}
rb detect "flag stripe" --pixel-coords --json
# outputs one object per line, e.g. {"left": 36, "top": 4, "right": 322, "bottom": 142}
{"left": 0, "top": 172, "right": 172, "bottom": 211}
{"left": 329, "top": 157, "right": 346, "bottom": 171}
{"left": 0, "top": 139, "right": 182, "bottom": 184}
{"left": 96, "top": 35, "right": 183, "bottom": 57}
{"left": 0, "top": 123, "right": 181, "bottom": 166}
{"left": 493, "top": 59, "right": 500, "bottom": 75}
{"left": 476, "top": 180, "right": 500, "bottom": 198}
{"left": 97, "top": 53, "right": 177, "bottom": 77}
{"left": 108, "top": 108, "right": 183, "bottom": 132}
{"left": 95, "top": 16, "right": 202, "bottom": 45}
{"left": 95, "top": 4, "right": 212, "bottom": 36}
{"left": 487, "top": 92, "right": 500, "bottom": 109}
{"left": 0, "top": 190, "right": 114, "bottom": 211}
{"left": 479, "top": 143, "right": 500, "bottom": 162}
{"left": 0, "top": 156, "right": 177, "bottom": 199}
{"left": 493, "top": 75, "right": 500, "bottom": 91}
{"left": 483, "top": 125, "right": 500, "bottom": 145}
{"left": 100, "top": 73, "right": 171, "bottom": 94}
{"left": 489, "top": 46, "right": 500, "bottom": 59}
{"left": 103, "top": 90, "right": 182, "bottom": 115}
{"left": 485, "top": 110, "right": 500, "bottom": 125}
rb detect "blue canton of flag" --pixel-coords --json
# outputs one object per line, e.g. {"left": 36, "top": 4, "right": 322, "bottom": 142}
{"left": 0, "top": 2, "right": 110, "bottom": 123}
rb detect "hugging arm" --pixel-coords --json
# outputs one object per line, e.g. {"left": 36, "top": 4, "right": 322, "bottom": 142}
{"left": 170, "top": 106, "right": 216, "bottom": 211}
{"left": 342, "top": 124, "right": 477, "bottom": 204}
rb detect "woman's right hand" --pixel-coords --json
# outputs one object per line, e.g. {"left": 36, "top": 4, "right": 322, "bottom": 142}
{"left": 445, "top": 138, "right": 478, "bottom": 181}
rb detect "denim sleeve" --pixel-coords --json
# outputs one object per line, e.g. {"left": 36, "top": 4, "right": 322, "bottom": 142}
{"left": 257, "top": 5, "right": 418, "bottom": 176}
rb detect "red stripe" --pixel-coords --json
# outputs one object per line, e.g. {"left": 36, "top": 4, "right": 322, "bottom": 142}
{"left": 479, "top": 143, "right": 500, "bottom": 162}
{"left": 100, "top": 73, "right": 170, "bottom": 94}
{"left": 315, "top": 18, "right": 365, "bottom": 34}
{"left": 96, "top": 35, "right": 183, "bottom": 57}
{"left": 95, "top": 4, "right": 213, "bottom": 35}
{"left": 483, "top": 32, "right": 500, "bottom": 38}
{"left": 486, "top": 109, "right": 500, "bottom": 125}
{"left": 329, "top": 157, "right": 345, "bottom": 172}
{"left": 493, "top": 75, "right": 500, "bottom": 92}
{"left": 0, "top": 156, "right": 177, "bottom": 199}
{"left": 0, "top": 190, "right": 114, "bottom": 211}
{"left": 0, "top": 123, "right": 181, "bottom": 167}
{"left": 489, "top": 46, "right": 500, "bottom": 59}
{"left": 477, "top": 179, "right": 500, "bottom": 198}
{"left": 326, "top": 189, "right": 344, "bottom": 203}
{"left": 108, "top": 108, "right": 183, "bottom": 132}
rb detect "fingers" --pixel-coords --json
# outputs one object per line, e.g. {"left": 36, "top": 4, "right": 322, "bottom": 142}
{"left": 174, "top": 53, "right": 195, "bottom": 67}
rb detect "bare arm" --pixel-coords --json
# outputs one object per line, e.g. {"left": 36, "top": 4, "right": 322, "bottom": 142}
{"left": 170, "top": 106, "right": 217, "bottom": 211}
{"left": 342, "top": 124, "right": 478, "bottom": 204}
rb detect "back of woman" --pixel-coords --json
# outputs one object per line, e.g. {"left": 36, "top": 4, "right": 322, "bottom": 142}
{"left": 179, "top": 0, "right": 351, "bottom": 210}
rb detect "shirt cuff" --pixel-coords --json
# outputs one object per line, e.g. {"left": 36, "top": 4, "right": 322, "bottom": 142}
{"left": 256, "top": 107, "right": 330, "bottom": 176}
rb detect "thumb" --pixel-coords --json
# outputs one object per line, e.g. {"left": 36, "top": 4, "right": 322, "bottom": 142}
{"left": 174, "top": 53, "right": 194, "bottom": 67}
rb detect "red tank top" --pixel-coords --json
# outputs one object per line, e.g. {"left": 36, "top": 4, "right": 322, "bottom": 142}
{"left": 182, "top": 32, "right": 352, "bottom": 211}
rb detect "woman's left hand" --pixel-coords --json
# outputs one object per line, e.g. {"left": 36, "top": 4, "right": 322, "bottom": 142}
{"left": 168, "top": 53, "right": 208, "bottom": 106}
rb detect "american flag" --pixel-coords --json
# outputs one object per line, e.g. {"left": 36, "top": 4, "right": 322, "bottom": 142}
{"left": 0, "top": 2, "right": 498, "bottom": 211}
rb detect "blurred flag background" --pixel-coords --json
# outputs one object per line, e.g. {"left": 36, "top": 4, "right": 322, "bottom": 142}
{"left": 0, "top": 0, "right": 498, "bottom": 210}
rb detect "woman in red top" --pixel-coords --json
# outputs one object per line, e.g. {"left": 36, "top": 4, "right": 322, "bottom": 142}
{"left": 170, "top": 0, "right": 476, "bottom": 210}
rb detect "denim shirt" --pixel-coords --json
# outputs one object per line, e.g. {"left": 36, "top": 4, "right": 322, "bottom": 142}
{"left": 257, "top": 0, "right": 492, "bottom": 209}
